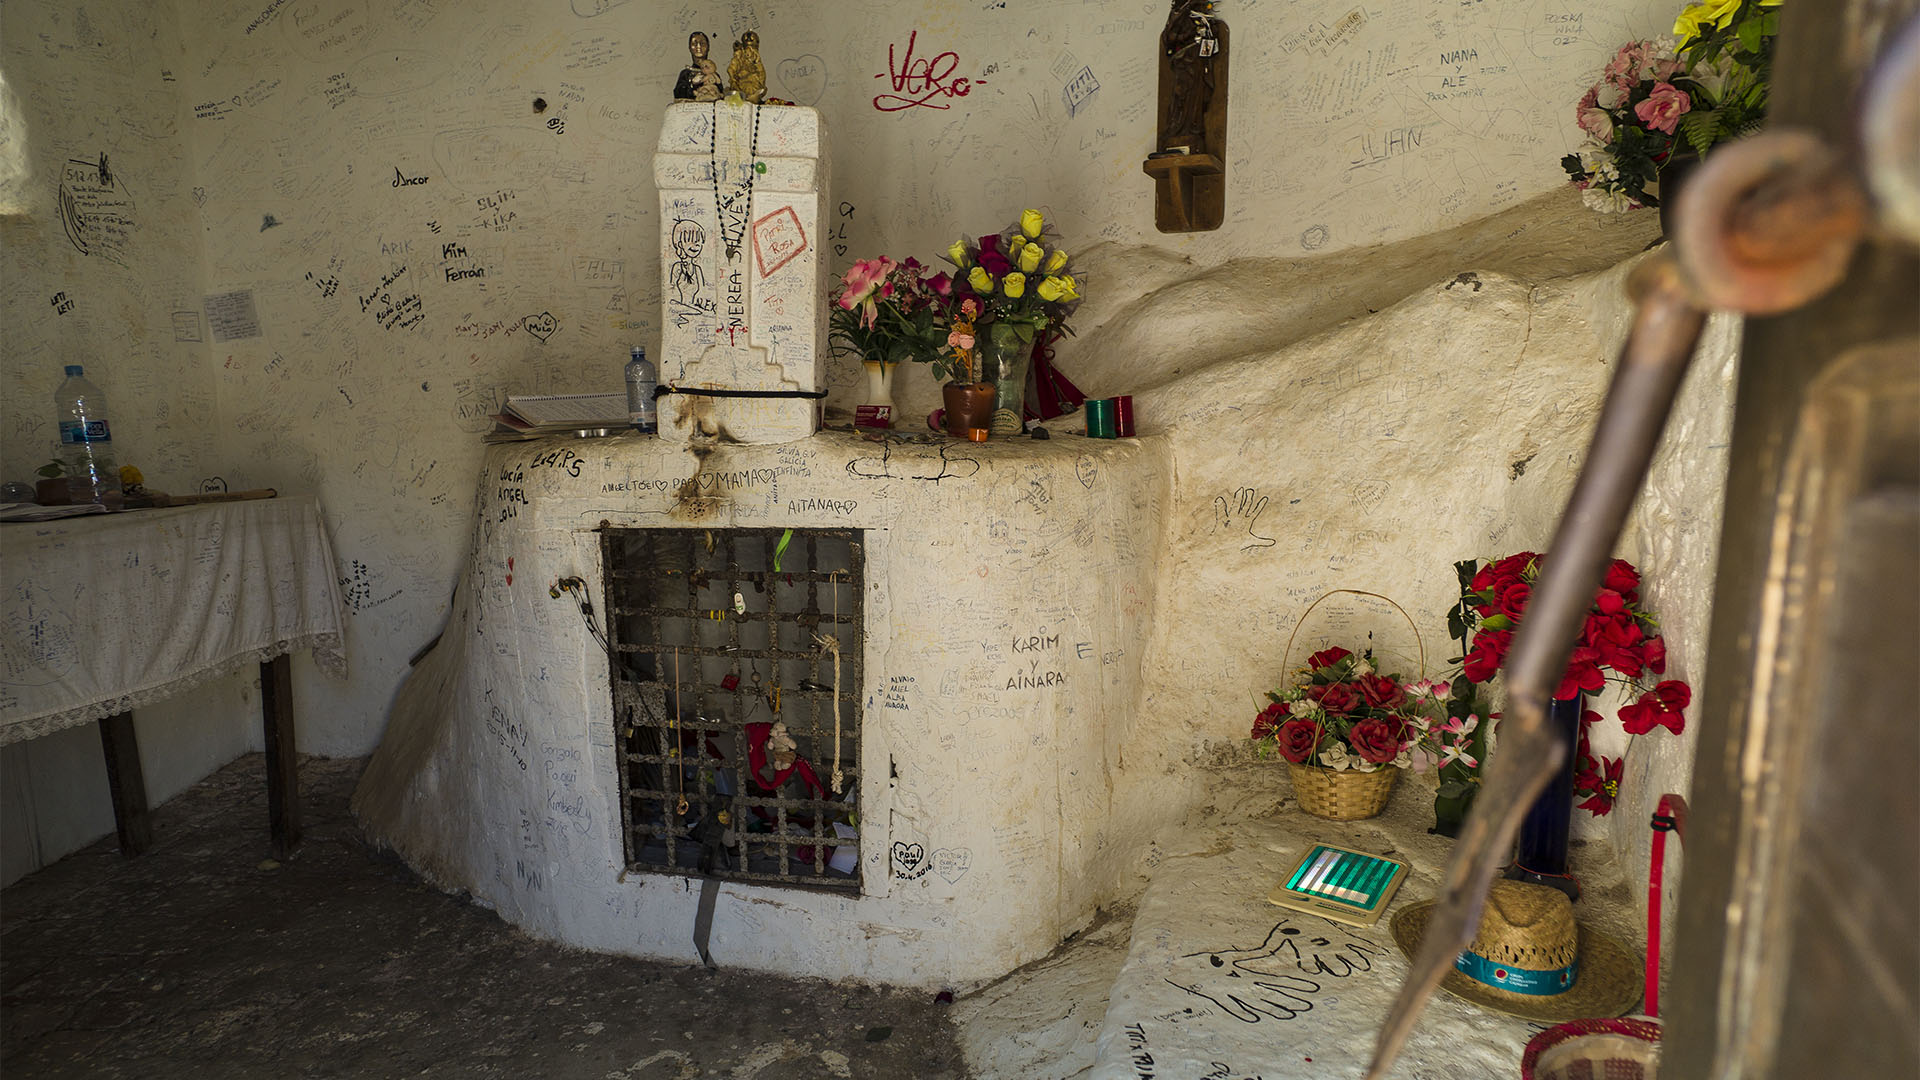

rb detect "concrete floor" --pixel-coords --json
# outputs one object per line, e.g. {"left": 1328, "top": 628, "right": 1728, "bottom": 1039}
{"left": 0, "top": 755, "right": 978, "bottom": 1079}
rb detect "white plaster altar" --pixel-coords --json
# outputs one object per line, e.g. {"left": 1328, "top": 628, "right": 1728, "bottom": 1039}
{"left": 354, "top": 430, "right": 1167, "bottom": 985}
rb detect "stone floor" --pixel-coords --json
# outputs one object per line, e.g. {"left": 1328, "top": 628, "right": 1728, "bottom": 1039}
{"left": 0, "top": 753, "right": 1646, "bottom": 1080}
{"left": 0, "top": 756, "right": 980, "bottom": 1079}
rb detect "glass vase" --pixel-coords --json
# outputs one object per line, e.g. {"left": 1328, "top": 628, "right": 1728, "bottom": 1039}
{"left": 977, "top": 322, "right": 1034, "bottom": 437}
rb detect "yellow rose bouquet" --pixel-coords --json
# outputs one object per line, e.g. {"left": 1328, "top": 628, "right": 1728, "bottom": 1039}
{"left": 939, "top": 209, "right": 1086, "bottom": 434}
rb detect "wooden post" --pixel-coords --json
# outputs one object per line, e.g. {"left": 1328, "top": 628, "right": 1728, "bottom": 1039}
{"left": 260, "top": 655, "right": 301, "bottom": 859}
{"left": 97, "top": 712, "right": 152, "bottom": 856}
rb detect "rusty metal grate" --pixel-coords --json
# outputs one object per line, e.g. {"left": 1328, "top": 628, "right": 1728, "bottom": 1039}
{"left": 602, "top": 527, "right": 863, "bottom": 891}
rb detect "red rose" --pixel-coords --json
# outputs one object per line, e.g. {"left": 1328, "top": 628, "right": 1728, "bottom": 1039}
{"left": 1496, "top": 581, "right": 1531, "bottom": 621}
{"left": 1594, "top": 588, "right": 1628, "bottom": 616}
{"left": 1471, "top": 563, "right": 1498, "bottom": 594}
{"left": 1644, "top": 636, "right": 1667, "bottom": 674}
{"left": 1349, "top": 719, "right": 1405, "bottom": 764}
{"left": 1463, "top": 629, "right": 1512, "bottom": 683}
{"left": 1358, "top": 673, "right": 1403, "bottom": 708}
{"left": 1555, "top": 646, "right": 1606, "bottom": 700}
{"left": 1313, "top": 682, "right": 1361, "bottom": 714}
{"left": 1305, "top": 646, "right": 1351, "bottom": 671}
{"left": 1603, "top": 558, "right": 1641, "bottom": 598}
{"left": 1275, "top": 718, "right": 1324, "bottom": 764}
{"left": 1580, "top": 612, "right": 1646, "bottom": 677}
{"left": 1493, "top": 552, "right": 1540, "bottom": 583}
{"left": 1251, "top": 701, "right": 1286, "bottom": 741}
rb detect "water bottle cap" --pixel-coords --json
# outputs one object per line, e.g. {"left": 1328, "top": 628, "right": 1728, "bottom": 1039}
{"left": 630, "top": 345, "right": 645, "bottom": 358}
{"left": 65, "top": 365, "right": 83, "bottom": 376}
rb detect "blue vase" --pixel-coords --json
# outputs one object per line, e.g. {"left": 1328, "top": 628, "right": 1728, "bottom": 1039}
{"left": 1507, "top": 692, "right": 1583, "bottom": 899}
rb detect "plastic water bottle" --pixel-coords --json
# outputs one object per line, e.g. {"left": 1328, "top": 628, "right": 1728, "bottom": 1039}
{"left": 625, "top": 345, "right": 658, "bottom": 434}
{"left": 54, "top": 364, "right": 121, "bottom": 504}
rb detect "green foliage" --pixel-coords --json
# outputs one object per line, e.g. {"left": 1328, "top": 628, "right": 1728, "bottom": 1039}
{"left": 36, "top": 460, "right": 64, "bottom": 478}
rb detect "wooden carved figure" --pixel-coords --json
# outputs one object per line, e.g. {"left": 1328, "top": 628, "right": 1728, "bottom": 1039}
{"left": 1143, "top": 0, "right": 1229, "bottom": 232}
{"left": 1159, "top": 0, "right": 1220, "bottom": 154}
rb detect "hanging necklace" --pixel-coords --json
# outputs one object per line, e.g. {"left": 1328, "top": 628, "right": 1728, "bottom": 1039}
{"left": 709, "top": 101, "right": 762, "bottom": 262}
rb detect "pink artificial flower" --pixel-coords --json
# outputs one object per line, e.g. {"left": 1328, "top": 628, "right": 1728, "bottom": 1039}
{"left": 947, "top": 329, "right": 974, "bottom": 351}
{"left": 928, "top": 272, "right": 953, "bottom": 297}
{"left": 837, "top": 257, "right": 894, "bottom": 313}
{"left": 1635, "top": 82, "right": 1692, "bottom": 134}
{"left": 1578, "top": 105, "right": 1614, "bottom": 143}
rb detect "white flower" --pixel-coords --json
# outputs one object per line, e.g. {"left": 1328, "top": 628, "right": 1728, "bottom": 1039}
{"left": 1582, "top": 185, "right": 1640, "bottom": 213}
{"left": 1578, "top": 143, "right": 1619, "bottom": 178}
{"left": 1595, "top": 81, "right": 1626, "bottom": 109}
{"left": 1392, "top": 749, "right": 1414, "bottom": 770}
{"left": 1687, "top": 54, "right": 1738, "bottom": 103}
{"left": 1319, "top": 743, "right": 1353, "bottom": 771}
{"left": 1439, "top": 735, "right": 1481, "bottom": 770}
{"left": 1289, "top": 699, "right": 1322, "bottom": 720}
{"left": 1353, "top": 656, "right": 1374, "bottom": 677}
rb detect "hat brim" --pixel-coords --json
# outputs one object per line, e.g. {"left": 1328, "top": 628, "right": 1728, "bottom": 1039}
{"left": 1390, "top": 899, "right": 1643, "bottom": 1023}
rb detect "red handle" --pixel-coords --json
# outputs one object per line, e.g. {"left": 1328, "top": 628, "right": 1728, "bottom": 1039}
{"left": 1646, "top": 793, "right": 1687, "bottom": 1018}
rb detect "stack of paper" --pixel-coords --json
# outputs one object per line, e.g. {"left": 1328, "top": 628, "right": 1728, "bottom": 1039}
{"left": 485, "top": 393, "right": 631, "bottom": 442}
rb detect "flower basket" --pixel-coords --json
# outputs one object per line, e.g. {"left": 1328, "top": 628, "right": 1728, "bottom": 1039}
{"left": 1288, "top": 761, "right": 1398, "bottom": 821}
{"left": 1254, "top": 589, "right": 1439, "bottom": 822}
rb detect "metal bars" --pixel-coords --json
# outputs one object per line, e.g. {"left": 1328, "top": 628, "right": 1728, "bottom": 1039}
{"left": 602, "top": 527, "right": 863, "bottom": 892}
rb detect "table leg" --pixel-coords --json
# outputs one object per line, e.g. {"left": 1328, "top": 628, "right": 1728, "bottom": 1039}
{"left": 260, "top": 655, "right": 301, "bottom": 859}
{"left": 97, "top": 713, "right": 152, "bottom": 856}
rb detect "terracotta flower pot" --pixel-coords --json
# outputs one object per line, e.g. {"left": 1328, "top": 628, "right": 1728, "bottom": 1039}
{"left": 942, "top": 381, "right": 995, "bottom": 439}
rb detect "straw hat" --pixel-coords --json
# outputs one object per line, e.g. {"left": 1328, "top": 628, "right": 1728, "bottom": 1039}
{"left": 1390, "top": 880, "right": 1642, "bottom": 1022}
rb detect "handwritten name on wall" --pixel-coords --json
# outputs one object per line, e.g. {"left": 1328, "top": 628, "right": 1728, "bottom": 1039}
{"left": 874, "top": 31, "right": 984, "bottom": 111}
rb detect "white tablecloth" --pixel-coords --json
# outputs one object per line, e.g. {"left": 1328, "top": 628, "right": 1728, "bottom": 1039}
{"left": 0, "top": 496, "right": 346, "bottom": 745}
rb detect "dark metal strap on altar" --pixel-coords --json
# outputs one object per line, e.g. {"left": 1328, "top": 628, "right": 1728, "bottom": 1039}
{"left": 654, "top": 385, "right": 829, "bottom": 400}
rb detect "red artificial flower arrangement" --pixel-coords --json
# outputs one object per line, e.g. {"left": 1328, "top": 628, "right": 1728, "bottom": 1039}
{"left": 1251, "top": 647, "right": 1454, "bottom": 774}
{"left": 1457, "top": 551, "right": 1691, "bottom": 815}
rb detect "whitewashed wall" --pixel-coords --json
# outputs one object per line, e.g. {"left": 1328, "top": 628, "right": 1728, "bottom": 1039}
{"left": 3, "top": 0, "right": 1701, "bottom": 879}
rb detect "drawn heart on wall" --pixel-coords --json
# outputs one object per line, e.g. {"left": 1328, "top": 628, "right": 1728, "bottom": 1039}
{"left": 931, "top": 847, "right": 972, "bottom": 883}
{"left": 775, "top": 54, "right": 828, "bottom": 106}
{"left": 891, "top": 841, "right": 928, "bottom": 878}
{"left": 1075, "top": 455, "right": 1098, "bottom": 490}
{"left": 522, "top": 311, "right": 558, "bottom": 342}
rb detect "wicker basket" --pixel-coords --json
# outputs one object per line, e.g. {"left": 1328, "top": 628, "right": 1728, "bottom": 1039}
{"left": 1276, "top": 589, "right": 1424, "bottom": 821}
{"left": 1288, "top": 761, "right": 1399, "bottom": 820}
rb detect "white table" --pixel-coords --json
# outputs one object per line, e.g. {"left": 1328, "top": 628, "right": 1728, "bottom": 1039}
{"left": 1, "top": 496, "right": 346, "bottom": 857}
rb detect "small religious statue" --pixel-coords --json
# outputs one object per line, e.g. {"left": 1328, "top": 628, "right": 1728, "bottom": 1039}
{"left": 1142, "top": 0, "right": 1229, "bottom": 231}
{"left": 727, "top": 30, "right": 768, "bottom": 104}
{"left": 766, "top": 721, "right": 798, "bottom": 772}
{"left": 1158, "top": 0, "right": 1221, "bottom": 155}
{"left": 674, "top": 31, "right": 725, "bottom": 102}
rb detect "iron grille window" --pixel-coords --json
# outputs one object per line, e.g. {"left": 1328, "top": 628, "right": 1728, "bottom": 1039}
{"left": 603, "top": 527, "right": 863, "bottom": 891}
